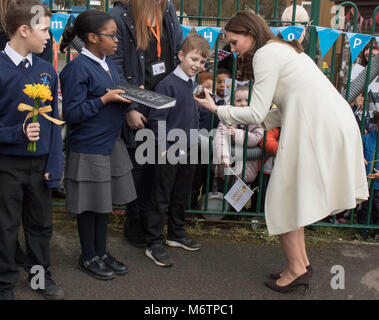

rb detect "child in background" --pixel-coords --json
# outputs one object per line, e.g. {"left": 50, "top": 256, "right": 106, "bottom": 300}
{"left": 191, "top": 71, "right": 213, "bottom": 209}
{"left": 146, "top": 33, "right": 210, "bottom": 267}
{"left": 198, "top": 72, "right": 213, "bottom": 92}
{"left": 214, "top": 85, "right": 264, "bottom": 185}
{"left": 215, "top": 68, "right": 231, "bottom": 106}
{"left": 60, "top": 10, "right": 136, "bottom": 280}
{"left": 0, "top": 0, "right": 63, "bottom": 300}
{"left": 257, "top": 127, "right": 281, "bottom": 213}
{"left": 199, "top": 68, "right": 231, "bottom": 132}
{"left": 357, "top": 113, "right": 379, "bottom": 239}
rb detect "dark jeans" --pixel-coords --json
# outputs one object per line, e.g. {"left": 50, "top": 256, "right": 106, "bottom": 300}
{"left": 145, "top": 163, "right": 196, "bottom": 246}
{"left": 357, "top": 190, "right": 379, "bottom": 225}
{"left": 125, "top": 148, "right": 153, "bottom": 221}
{"left": 0, "top": 155, "right": 52, "bottom": 291}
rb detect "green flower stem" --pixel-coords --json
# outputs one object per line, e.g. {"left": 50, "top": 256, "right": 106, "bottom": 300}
{"left": 28, "top": 98, "right": 40, "bottom": 152}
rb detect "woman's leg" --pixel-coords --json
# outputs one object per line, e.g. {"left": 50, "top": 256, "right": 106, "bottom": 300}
{"left": 298, "top": 227, "right": 310, "bottom": 267}
{"left": 277, "top": 229, "right": 307, "bottom": 286}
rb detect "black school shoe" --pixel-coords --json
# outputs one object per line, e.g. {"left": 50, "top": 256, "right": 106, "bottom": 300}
{"left": 100, "top": 254, "right": 128, "bottom": 275}
{"left": 78, "top": 256, "right": 116, "bottom": 281}
{"left": 28, "top": 270, "right": 64, "bottom": 300}
{"left": 165, "top": 237, "right": 202, "bottom": 251}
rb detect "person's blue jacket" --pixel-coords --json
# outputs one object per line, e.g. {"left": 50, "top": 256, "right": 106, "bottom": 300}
{"left": 363, "top": 127, "right": 379, "bottom": 190}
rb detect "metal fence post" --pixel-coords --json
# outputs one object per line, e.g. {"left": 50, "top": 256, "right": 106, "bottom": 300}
{"left": 308, "top": 0, "right": 321, "bottom": 61}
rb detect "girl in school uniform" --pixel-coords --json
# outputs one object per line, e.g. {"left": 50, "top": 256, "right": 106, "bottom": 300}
{"left": 59, "top": 10, "right": 136, "bottom": 280}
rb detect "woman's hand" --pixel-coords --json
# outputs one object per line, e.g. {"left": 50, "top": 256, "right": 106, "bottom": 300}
{"left": 101, "top": 89, "right": 132, "bottom": 105}
{"left": 226, "top": 126, "right": 236, "bottom": 136}
{"left": 194, "top": 88, "right": 218, "bottom": 114}
{"left": 126, "top": 109, "right": 147, "bottom": 129}
{"left": 368, "top": 168, "right": 379, "bottom": 180}
{"left": 221, "top": 157, "right": 231, "bottom": 168}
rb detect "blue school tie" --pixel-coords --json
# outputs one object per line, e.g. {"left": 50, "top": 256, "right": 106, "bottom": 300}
{"left": 20, "top": 58, "right": 29, "bottom": 69}
{"left": 188, "top": 79, "right": 194, "bottom": 88}
{"left": 216, "top": 98, "right": 225, "bottom": 106}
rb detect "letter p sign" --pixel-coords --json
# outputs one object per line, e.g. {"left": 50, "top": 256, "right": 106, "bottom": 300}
{"left": 353, "top": 38, "right": 362, "bottom": 49}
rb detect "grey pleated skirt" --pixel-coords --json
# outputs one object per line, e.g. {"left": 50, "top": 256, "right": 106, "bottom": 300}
{"left": 65, "top": 135, "right": 137, "bottom": 215}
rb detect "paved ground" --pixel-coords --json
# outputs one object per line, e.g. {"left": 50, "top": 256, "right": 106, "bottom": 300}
{"left": 13, "top": 219, "right": 379, "bottom": 301}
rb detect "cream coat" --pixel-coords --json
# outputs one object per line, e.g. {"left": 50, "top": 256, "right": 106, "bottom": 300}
{"left": 217, "top": 41, "right": 369, "bottom": 235}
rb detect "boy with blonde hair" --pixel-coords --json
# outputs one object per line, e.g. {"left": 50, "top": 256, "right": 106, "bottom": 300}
{"left": 146, "top": 34, "right": 210, "bottom": 267}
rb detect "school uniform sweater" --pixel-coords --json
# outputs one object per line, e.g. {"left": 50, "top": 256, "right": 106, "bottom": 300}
{"left": 60, "top": 54, "right": 125, "bottom": 155}
{"left": 0, "top": 51, "right": 62, "bottom": 189}
{"left": 148, "top": 68, "right": 199, "bottom": 152}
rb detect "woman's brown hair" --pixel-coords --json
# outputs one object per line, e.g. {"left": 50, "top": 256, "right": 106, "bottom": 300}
{"left": 225, "top": 10, "right": 303, "bottom": 80}
{"left": 116, "top": 0, "right": 167, "bottom": 51}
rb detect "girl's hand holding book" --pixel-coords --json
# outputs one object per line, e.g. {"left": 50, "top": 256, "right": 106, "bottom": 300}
{"left": 101, "top": 89, "right": 132, "bottom": 105}
{"left": 26, "top": 122, "right": 40, "bottom": 142}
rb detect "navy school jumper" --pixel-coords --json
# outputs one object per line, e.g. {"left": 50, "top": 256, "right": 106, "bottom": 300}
{"left": 59, "top": 54, "right": 127, "bottom": 155}
{"left": 0, "top": 52, "right": 62, "bottom": 189}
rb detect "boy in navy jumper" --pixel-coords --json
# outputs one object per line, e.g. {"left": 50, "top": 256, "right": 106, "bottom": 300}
{"left": 0, "top": 0, "right": 63, "bottom": 300}
{"left": 145, "top": 34, "right": 210, "bottom": 267}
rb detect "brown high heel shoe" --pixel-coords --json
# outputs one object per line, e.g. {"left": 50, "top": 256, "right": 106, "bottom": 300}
{"left": 269, "top": 264, "right": 313, "bottom": 280}
{"left": 264, "top": 271, "right": 311, "bottom": 294}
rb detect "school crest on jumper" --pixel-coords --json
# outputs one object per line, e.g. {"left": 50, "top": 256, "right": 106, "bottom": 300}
{"left": 40, "top": 73, "right": 52, "bottom": 87}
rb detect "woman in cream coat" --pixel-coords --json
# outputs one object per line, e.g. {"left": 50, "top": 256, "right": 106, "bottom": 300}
{"left": 195, "top": 11, "right": 368, "bottom": 293}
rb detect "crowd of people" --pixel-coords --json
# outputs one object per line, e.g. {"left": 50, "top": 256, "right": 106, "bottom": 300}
{"left": 0, "top": 0, "right": 377, "bottom": 300}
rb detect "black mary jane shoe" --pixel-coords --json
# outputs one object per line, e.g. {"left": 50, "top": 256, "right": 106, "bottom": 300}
{"left": 101, "top": 253, "right": 129, "bottom": 276}
{"left": 78, "top": 256, "right": 116, "bottom": 280}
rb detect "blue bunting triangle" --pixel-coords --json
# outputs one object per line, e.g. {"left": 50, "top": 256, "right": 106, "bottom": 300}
{"left": 71, "top": 13, "right": 80, "bottom": 20}
{"left": 316, "top": 26, "right": 342, "bottom": 58}
{"left": 181, "top": 25, "right": 193, "bottom": 40}
{"left": 194, "top": 26, "right": 222, "bottom": 50}
{"left": 50, "top": 13, "right": 70, "bottom": 43}
{"left": 280, "top": 26, "right": 305, "bottom": 41}
{"left": 346, "top": 32, "right": 373, "bottom": 62}
{"left": 269, "top": 26, "right": 287, "bottom": 36}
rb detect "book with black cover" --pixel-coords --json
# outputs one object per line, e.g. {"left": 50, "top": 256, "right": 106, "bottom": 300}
{"left": 109, "top": 83, "right": 176, "bottom": 109}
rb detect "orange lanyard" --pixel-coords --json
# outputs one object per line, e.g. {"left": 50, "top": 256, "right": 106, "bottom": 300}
{"left": 146, "top": 12, "right": 161, "bottom": 59}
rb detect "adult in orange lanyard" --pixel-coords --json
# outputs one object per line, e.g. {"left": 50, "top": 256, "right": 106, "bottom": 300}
{"left": 109, "top": 0, "right": 183, "bottom": 248}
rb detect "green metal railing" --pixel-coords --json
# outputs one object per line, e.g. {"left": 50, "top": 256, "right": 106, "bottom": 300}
{"left": 48, "top": 0, "right": 379, "bottom": 232}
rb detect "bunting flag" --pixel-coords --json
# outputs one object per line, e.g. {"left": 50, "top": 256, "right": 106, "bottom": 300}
{"left": 316, "top": 26, "right": 342, "bottom": 58}
{"left": 180, "top": 25, "right": 193, "bottom": 41}
{"left": 50, "top": 13, "right": 70, "bottom": 43}
{"left": 47, "top": 14, "right": 379, "bottom": 65}
{"left": 269, "top": 26, "right": 286, "bottom": 36}
{"left": 280, "top": 25, "right": 305, "bottom": 41}
{"left": 71, "top": 13, "right": 80, "bottom": 20}
{"left": 345, "top": 32, "right": 373, "bottom": 62}
{"left": 194, "top": 27, "right": 222, "bottom": 50}
{"left": 210, "top": 49, "right": 231, "bottom": 62}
